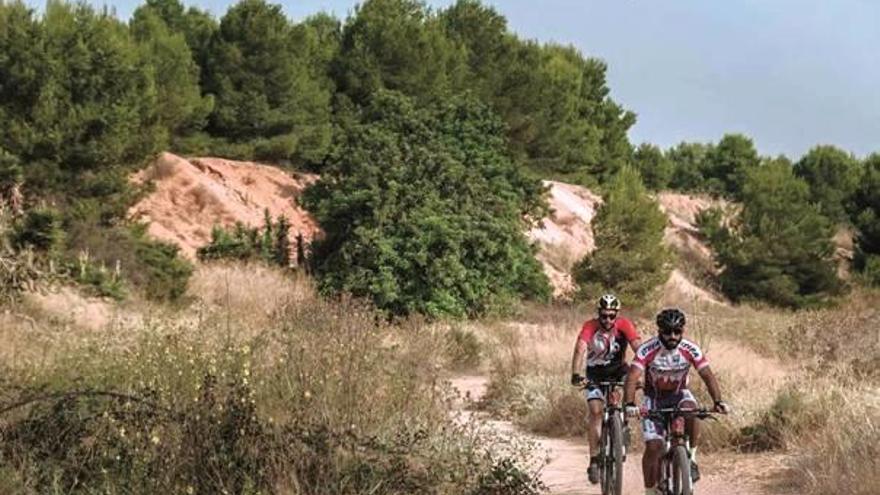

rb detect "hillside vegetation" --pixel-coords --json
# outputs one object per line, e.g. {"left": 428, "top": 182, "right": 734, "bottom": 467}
{"left": 1, "top": 0, "right": 880, "bottom": 493}
{"left": 2, "top": 0, "right": 879, "bottom": 313}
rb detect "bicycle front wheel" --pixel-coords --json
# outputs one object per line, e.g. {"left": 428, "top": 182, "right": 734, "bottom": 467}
{"left": 671, "top": 445, "right": 692, "bottom": 495}
{"left": 600, "top": 421, "right": 610, "bottom": 495}
{"left": 607, "top": 413, "right": 624, "bottom": 495}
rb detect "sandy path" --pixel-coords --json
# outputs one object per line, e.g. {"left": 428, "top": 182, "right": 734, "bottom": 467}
{"left": 450, "top": 375, "right": 793, "bottom": 495}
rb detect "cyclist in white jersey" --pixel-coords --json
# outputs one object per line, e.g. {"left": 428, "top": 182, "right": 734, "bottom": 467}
{"left": 622, "top": 308, "right": 730, "bottom": 495}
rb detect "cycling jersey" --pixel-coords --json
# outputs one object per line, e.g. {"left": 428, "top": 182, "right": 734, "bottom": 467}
{"left": 578, "top": 317, "right": 639, "bottom": 379}
{"left": 632, "top": 336, "right": 709, "bottom": 399}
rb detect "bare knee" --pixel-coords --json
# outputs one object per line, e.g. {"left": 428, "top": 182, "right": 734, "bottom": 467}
{"left": 588, "top": 401, "right": 603, "bottom": 423}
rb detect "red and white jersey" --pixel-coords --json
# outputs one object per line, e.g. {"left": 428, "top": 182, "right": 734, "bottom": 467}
{"left": 632, "top": 336, "right": 709, "bottom": 398}
{"left": 578, "top": 317, "right": 639, "bottom": 369}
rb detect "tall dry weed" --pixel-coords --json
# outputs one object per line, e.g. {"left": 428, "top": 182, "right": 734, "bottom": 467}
{"left": 0, "top": 265, "right": 545, "bottom": 494}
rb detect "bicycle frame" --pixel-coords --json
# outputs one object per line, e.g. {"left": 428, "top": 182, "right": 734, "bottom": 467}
{"left": 585, "top": 380, "right": 628, "bottom": 495}
{"left": 642, "top": 407, "right": 716, "bottom": 495}
{"left": 588, "top": 380, "right": 625, "bottom": 419}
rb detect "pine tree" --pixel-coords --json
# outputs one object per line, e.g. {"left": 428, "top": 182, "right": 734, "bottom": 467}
{"left": 573, "top": 165, "right": 671, "bottom": 307}
{"left": 794, "top": 145, "right": 860, "bottom": 223}
{"left": 705, "top": 134, "right": 760, "bottom": 199}
{"left": 130, "top": 6, "right": 214, "bottom": 137}
{"left": 204, "top": 0, "right": 332, "bottom": 166}
{"left": 260, "top": 208, "right": 273, "bottom": 262}
{"left": 632, "top": 143, "right": 673, "bottom": 190}
{"left": 295, "top": 232, "right": 306, "bottom": 269}
{"left": 704, "top": 158, "right": 842, "bottom": 307}
{"left": 666, "top": 141, "right": 713, "bottom": 193}
{"left": 850, "top": 153, "right": 880, "bottom": 284}
{"left": 273, "top": 215, "right": 290, "bottom": 267}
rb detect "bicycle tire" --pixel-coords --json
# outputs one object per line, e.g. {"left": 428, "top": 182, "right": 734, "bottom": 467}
{"left": 671, "top": 445, "right": 692, "bottom": 495}
{"left": 600, "top": 420, "right": 610, "bottom": 495}
{"left": 608, "top": 413, "right": 624, "bottom": 495}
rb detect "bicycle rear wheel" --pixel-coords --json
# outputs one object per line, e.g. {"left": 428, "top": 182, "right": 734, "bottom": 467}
{"left": 671, "top": 445, "right": 692, "bottom": 495}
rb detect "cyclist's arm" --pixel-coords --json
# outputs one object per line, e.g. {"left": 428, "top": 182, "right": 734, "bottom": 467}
{"left": 623, "top": 365, "right": 642, "bottom": 404}
{"left": 620, "top": 318, "right": 642, "bottom": 354}
{"left": 571, "top": 337, "right": 588, "bottom": 375}
{"left": 697, "top": 365, "right": 723, "bottom": 403}
{"left": 628, "top": 338, "right": 643, "bottom": 354}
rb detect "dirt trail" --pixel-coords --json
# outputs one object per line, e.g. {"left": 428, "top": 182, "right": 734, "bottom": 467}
{"left": 450, "top": 375, "right": 793, "bottom": 495}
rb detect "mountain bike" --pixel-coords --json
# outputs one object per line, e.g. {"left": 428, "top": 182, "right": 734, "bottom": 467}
{"left": 641, "top": 407, "right": 717, "bottom": 495}
{"left": 585, "top": 380, "right": 629, "bottom": 495}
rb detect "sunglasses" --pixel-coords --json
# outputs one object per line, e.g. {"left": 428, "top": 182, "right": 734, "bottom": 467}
{"left": 599, "top": 312, "right": 618, "bottom": 321}
{"left": 660, "top": 328, "right": 683, "bottom": 336}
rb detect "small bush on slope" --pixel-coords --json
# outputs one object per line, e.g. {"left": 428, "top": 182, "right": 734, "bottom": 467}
{"left": 197, "top": 210, "right": 294, "bottom": 269}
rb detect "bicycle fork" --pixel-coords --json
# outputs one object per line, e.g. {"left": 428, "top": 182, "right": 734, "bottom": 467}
{"left": 659, "top": 416, "right": 692, "bottom": 494}
{"left": 602, "top": 409, "right": 628, "bottom": 461}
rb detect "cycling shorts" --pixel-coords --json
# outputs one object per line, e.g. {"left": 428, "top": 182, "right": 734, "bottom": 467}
{"left": 583, "top": 364, "right": 627, "bottom": 403}
{"left": 640, "top": 390, "right": 697, "bottom": 442}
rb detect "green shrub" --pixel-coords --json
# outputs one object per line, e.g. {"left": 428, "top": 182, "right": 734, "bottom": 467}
{"left": 860, "top": 255, "right": 880, "bottom": 286}
{"left": 170, "top": 132, "right": 214, "bottom": 156}
{"left": 0, "top": 148, "right": 23, "bottom": 193}
{"left": 12, "top": 206, "right": 64, "bottom": 254}
{"left": 205, "top": 139, "right": 257, "bottom": 161}
{"left": 735, "top": 385, "right": 830, "bottom": 452}
{"left": 69, "top": 253, "right": 128, "bottom": 300}
{"left": 197, "top": 212, "right": 293, "bottom": 269}
{"left": 304, "top": 91, "right": 550, "bottom": 317}
{"left": 135, "top": 240, "right": 193, "bottom": 302}
{"left": 64, "top": 222, "right": 192, "bottom": 302}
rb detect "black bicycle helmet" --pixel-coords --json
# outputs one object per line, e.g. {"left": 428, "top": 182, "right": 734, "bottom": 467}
{"left": 656, "top": 308, "right": 686, "bottom": 331}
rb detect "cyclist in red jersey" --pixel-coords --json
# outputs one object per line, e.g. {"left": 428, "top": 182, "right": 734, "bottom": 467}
{"left": 622, "top": 308, "right": 730, "bottom": 495}
{"left": 570, "top": 294, "right": 642, "bottom": 484}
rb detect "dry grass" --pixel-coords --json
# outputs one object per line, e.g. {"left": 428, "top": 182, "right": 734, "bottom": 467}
{"left": 772, "top": 290, "right": 880, "bottom": 495}
{"left": 471, "top": 317, "right": 591, "bottom": 437}
{"left": 188, "top": 262, "right": 313, "bottom": 330}
{"left": 0, "top": 264, "right": 545, "bottom": 495}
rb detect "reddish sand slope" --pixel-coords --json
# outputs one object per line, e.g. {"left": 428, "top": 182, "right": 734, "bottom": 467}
{"left": 128, "top": 153, "right": 320, "bottom": 260}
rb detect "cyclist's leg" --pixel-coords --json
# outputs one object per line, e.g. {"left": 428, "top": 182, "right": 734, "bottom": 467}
{"left": 679, "top": 389, "right": 701, "bottom": 482}
{"left": 584, "top": 384, "right": 605, "bottom": 483}
{"left": 679, "top": 390, "right": 699, "bottom": 451}
{"left": 640, "top": 396, "right": 664, "bottom": 490}
{"left": 585, "top": 386, "right": 605, "bottom": 456}
{"left": 643, "top": 441, "right": 663, "bottom": 492}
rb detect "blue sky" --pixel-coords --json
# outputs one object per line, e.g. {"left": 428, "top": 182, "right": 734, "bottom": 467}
{"left": 24, "top": 0, "right": 880, "bottom": 159}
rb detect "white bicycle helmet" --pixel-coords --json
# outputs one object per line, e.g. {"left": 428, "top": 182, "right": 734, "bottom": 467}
{"left": 597, "top": 294, "right": 621, "bottom": 311}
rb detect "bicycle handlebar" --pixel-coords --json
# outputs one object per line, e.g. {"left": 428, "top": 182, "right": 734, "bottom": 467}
{"left": 641, "top": 407, "right": 719, "bottom": 421}
{"left": 580, "top": 380, "right": 626, "bottom": 389}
